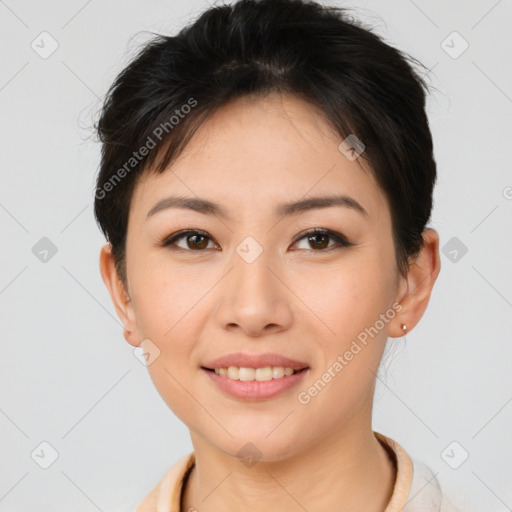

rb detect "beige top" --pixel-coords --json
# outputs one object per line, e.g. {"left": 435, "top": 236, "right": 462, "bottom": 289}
{"left": 136, "top": 431, "right": 462, "bottom": 512}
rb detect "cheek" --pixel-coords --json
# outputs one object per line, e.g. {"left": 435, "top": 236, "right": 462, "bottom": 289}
{"left": 304, "top": 254, "right": 394, "bottom": 385}
{"left": 300, "top": 269, "right": 390, "bottom": 419}
{"left": 135, "top": 279, "right": 202, "bottom": 418}
{"left": 130, "top": 254, "right": 195, "bottom": 335}
{"left": 129, "top": 270, "right": 201, "bottom": 395}
{"left": 300, "top": 258, "right": 390, "bottom": 332}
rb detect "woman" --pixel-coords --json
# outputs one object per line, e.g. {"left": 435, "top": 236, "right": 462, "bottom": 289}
{"left": 93, "top": 0, "right": 459, "bottom": 510}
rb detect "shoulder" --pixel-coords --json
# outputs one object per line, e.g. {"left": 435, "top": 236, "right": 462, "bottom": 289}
{"left": 135, "top": 452, "right": 196, "bottom": 512}
{"left": 374, "top": 432, "right": 467, "bottom": 512}
{"left": 135, "top": 481, "right": 160, "bottom": 512}
{"left": 406, "top": 458, "right": 466, "bottom": 512}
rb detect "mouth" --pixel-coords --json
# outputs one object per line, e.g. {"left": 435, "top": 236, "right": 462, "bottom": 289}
{"left": 200, "top": 366, "right": 309, "bottom": 380}
{"left": 201, "top": 367, "right": 309, "bottom": 373}
{"left": 200, "top": 365, "right": 311, "bottom": 400}
{"left": 201, "top": 352, "right": 310, "bottom": 374}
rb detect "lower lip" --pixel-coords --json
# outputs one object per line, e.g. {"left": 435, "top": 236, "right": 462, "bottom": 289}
{"left": 201, "top": 367, "right": 310, "bottom": 400}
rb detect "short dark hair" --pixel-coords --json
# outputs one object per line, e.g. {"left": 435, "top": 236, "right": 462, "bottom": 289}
{"left": 93, "top": 0, "right": 437, "bottom": 287}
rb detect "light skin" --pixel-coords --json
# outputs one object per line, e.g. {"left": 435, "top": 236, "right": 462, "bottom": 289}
{"left": 100, "top": 92, "right": 441, "bottom": 512}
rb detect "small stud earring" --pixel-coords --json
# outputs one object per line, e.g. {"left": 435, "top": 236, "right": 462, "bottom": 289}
{"left": 401, "top": 323, "right": 407, "bottom": 333}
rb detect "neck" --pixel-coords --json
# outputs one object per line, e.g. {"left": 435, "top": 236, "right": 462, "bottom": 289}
{"left": 181, "top": 426, "right": 396, "bottom": 512}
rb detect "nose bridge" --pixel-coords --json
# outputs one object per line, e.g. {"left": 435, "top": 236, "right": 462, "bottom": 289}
{"left": 231, "top": 239, "right": 280, "bottom": 306}
{"left": 228, "top": 222, "right": 277, "bottom": 290}
{"left": 213, "top": 236, "right": 293, "bottom": 334}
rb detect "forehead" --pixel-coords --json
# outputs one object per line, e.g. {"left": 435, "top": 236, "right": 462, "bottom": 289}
{"left": 131, "top": 92, "right": 387, "bottom": 224}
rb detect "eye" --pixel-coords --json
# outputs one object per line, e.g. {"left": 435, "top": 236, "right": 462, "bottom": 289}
{"left": 160, "top": 229, "right": 218, "bottom": 251}
{"left": 291, "top": 228, "right": 355, "bottom": 252}
{"left": 160, "top": 228, "right": 354, "bottom": 252}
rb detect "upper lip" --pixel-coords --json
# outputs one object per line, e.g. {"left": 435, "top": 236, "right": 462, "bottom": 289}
{"left": 201, "top": 352, "right": 309, "bottom": 370}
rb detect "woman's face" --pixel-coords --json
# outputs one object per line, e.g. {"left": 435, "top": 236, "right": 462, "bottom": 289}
{"left": 113, "top": 92, "right": 408, "bottom": 459}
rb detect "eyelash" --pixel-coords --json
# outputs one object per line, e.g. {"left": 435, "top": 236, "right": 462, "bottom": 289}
{"left": 159, "top": 228, "right": 355, "bottom": 253}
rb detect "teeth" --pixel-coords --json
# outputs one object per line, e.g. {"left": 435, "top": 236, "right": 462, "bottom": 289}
{"left": 214, "top": 366, "right": 298, "bottom": 381}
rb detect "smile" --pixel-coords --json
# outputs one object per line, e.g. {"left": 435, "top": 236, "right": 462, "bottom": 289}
{"left": 201, "top": 366, "right": 310, "bottom": 400}
{"left": 203, "top": 366, "right": 304, "bottom": 381}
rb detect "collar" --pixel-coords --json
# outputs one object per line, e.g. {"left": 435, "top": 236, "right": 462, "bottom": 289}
{"left": 137, "top": 431, "right": 420, "bottom": 512}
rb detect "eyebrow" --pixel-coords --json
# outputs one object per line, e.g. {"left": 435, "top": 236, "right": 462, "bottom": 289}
{"left": 146, "top": 194, "right": 369, "bottom": 220}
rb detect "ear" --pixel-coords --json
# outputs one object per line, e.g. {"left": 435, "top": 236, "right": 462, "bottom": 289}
{"left": 99, "top": 242, "right": 141, "bottom": 347}
{"left": 389, "top": 228, "right": 441, "bottom": 338}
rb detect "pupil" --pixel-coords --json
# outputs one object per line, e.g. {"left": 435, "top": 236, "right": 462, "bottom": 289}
{"left": 189, "top": 234, "right": 207, "bottom": 249}
{"left": 310, "top": 234, "right": 328, "bottom": 249}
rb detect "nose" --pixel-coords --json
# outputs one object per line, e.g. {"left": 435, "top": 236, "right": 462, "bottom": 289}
{"left": 214, "top": 250, "right": 294, "bottom": 337}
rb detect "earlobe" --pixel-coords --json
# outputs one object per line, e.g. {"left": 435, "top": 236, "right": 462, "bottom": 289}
{"left": 390, "top": 229, "right": 441, "bottom": 338}
{"left": 98, "top": 243, "right": 141, "bottom": 347}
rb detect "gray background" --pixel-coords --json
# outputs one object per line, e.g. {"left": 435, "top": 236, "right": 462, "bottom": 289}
{"left": 1, "top": 0, "right": 511, "bottom": 511}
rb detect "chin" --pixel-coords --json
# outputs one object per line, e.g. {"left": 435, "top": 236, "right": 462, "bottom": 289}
{"left": 216, "top": 432, "right": 303, "bottom": 463}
